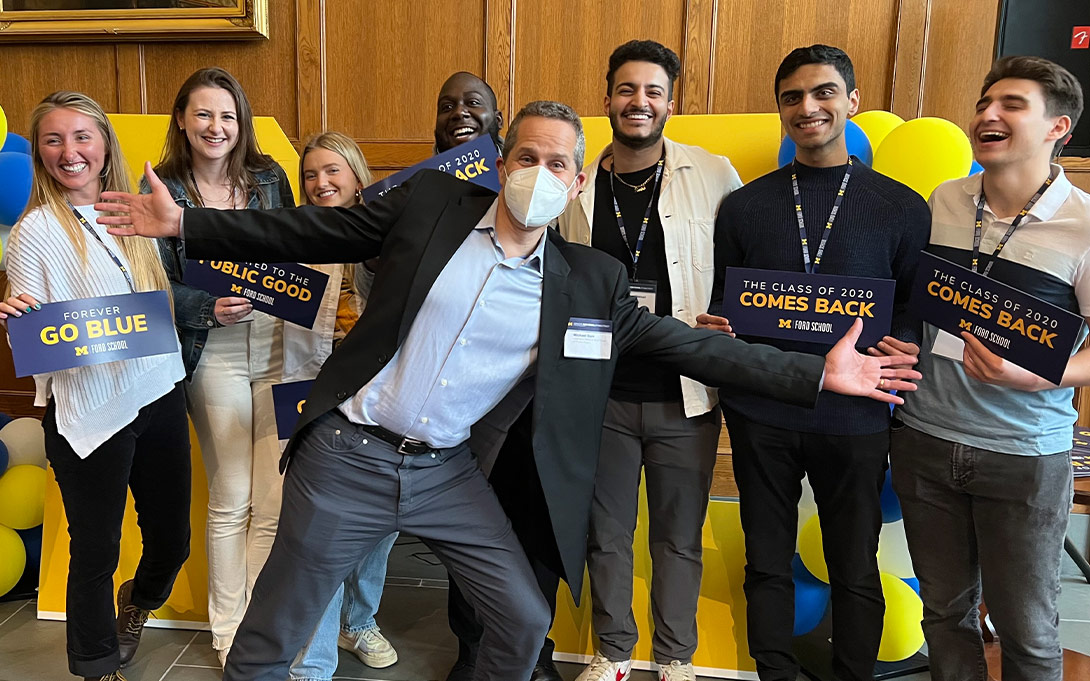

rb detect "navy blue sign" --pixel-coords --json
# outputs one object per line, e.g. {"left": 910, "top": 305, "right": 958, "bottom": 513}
{"left": 183, "top": 260, "right": 329, "bottom": 329}
{"left": 909, "top": 252, "right": 1083, "bottom": 384}
{"left": 722, "top": 267, "right": 895, "bottom": 348}
{"left": 6, "top": 291, "right": 177, "bottom": 377}
{"left": 362, "top": 135, "right": 500, "bottom": 204}
{"left": 272, "top": 379, "right": 314, "bottom": 440}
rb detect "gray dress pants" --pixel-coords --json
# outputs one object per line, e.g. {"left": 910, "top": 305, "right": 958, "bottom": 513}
{"left": 222, "top": 410, "right": 551, "bottom": 681}
{"left": 586, "top": 398, "right": 721, "bottom": 664}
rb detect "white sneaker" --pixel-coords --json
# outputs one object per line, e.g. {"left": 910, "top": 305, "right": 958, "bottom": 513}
{"left": 575, "top": 652, "right": 632, "bottom": 681}
{"left": 659, "top": 660, "right": 696, "bottom": 681}
{"left": 338, "top": 627, "right": 398, "bottom": 668}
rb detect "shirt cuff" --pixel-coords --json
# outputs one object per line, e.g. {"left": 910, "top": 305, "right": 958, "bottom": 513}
{"left": 818, "top": 368, "right": 825, "bottom": 391}
{"left": 178, "top": 210, "right": 184, "bottom": 240}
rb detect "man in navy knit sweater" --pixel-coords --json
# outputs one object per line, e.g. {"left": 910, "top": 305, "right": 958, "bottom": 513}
{"left": 701, "top": 45, "right": 930, "bottom": 681}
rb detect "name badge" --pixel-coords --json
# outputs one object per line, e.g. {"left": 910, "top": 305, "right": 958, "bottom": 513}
{"left": 564, "top": 317, "right": 612, "bottom": 360}
{"left": 629, "top": 279, "right": 657, "bottom": 312}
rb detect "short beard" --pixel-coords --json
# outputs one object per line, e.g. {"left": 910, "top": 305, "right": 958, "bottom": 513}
{"left": 610, "top": 113, "right": 667, "bottom": 152}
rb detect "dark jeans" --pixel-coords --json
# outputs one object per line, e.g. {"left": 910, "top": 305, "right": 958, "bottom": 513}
{"left": 890, "top": 425, "right": 1072, "bottom": 681}
{"left": 724, "top": 408, "right": 887, "bottom": 681}
{"left": 447, "top": 404, "right": 562, "bottom": 670}
{"left": 44, "top": 383, "right": 191, "bottom": 678}
{"left": 224, "top": 410, "right": 551, "bottom": 681}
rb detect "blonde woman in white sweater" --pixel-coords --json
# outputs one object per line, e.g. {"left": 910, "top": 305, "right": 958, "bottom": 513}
{"left": 0, "top": 91, "right": 190, "bottom": 681}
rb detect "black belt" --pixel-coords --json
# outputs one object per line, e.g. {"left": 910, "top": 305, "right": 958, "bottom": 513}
{"left": 359, "top": 424, "right": 436, "bottom": 455}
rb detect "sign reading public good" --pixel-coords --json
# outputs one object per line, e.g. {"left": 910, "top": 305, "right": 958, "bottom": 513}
{"left": 909, "top": 251, "right": 1084, "bottom": 384}
{"left": 183, "top": 260, "right": 329, "bottom": 329}
{"left": 272, "top": 379, "right": 314, "bottom": 440}
{"left": 362, "top": 135, "right": 500, "bottom": 203}
{"left": 6, "top": 291, "right": 178, "bottom": 377}
{"left": 721, "top": 267, "right": 895, "bottom": 348}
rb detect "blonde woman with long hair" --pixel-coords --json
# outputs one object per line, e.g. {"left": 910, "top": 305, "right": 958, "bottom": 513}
{"left": 0, "top": 91, "right": 190, "bottom": 681}
{"left": 287, "top": 132, "right": 399, "bottom": 679}
{"left": 146, "top": 66, "right": 293, "bottom": 667}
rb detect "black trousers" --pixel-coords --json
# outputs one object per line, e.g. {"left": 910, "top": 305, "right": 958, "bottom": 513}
{"left": 724, "top": 407, "right": 887, "bottom": 681}
{"left": 44, "top": 383, "right": 191, "bottom": 677}
{"left": 448, "top": 405, "right": 563, "bottom": 669}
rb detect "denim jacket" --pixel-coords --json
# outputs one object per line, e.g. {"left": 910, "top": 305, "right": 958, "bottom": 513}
{"left": 145, "top": 165, "right": 295, "bottom": 379}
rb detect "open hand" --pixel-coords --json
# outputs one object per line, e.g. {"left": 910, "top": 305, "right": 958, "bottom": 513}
{"left": 960, "top": 331, "right": 1050, "bottom": 391}
{"left": 823, "top": 319, "right": 922, "bottom": 404}
{"left": 695, "top": 313, "right": 734, "bottom": 337}
{"left": 95, "top": 162, "right": 183, "bottom": 239}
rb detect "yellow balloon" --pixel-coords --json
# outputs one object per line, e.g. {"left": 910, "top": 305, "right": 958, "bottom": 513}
{"left": 0, "top": 524, "right": 26, "bottom": 597}
{"left": 851, "top": 110, "right": 905, "bottom": 152}
{"left": 877, "top": 572, "right": 925, "bottom": 661}
{"left": 797, "top": 515, "right": 828, "bottom": 583}
{"left": 0, "top": 104, "right": 7, "bottom": 147}
{"left": 873, "top": 117, "right": 973, "bottom": 199}
{"left": 0, "top": 465, "right": 46, "bottom": 530}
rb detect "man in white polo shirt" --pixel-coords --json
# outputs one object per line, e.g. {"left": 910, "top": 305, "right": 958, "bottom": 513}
{"left": 892, "top": 55, "right": 1087, "bottom": 681}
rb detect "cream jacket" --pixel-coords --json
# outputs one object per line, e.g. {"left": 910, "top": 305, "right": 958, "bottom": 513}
{"left": 558, "top": 137, "right": 742, "bottom": 417}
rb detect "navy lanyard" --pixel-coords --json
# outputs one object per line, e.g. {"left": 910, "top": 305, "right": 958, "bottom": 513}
{"left": 972, "top": 170, "right": 1055, "bottom": 277}
{"left": 68, "top": 202, "right": 136, "bottom": 294}
{"left": 609, "top": 149, "right": 665, "bottom": 278}
{"left": 792, "top": 158, "right": 852, "bottom": 274}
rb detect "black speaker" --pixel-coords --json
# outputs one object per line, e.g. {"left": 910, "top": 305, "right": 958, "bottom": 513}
{"left": 996, "top": 0, "right": 1090, "bottom": 157}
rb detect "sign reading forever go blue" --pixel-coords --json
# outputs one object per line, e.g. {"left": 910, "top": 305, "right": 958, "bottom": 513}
{"left": 362, "top": 135, "right": 500, "bottom": 204}
{"left": 909, "top": 251, "right": 1084, "bottom": 384}
{"left": 6, "top": 291, "right": 178, "bottom": 378}
{"left": 184, "top": 260, "right": 329, "bottom": 329}
{"left": 272, "top": 379, "right": 314, "bottom": 440}
{"left": 722, "top": 267, "right": 895, "bottom": 348}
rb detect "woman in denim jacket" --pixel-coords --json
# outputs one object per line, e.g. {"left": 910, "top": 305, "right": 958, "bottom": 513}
{"left": 144, "top": 67, "right": 293, "bottom": 667}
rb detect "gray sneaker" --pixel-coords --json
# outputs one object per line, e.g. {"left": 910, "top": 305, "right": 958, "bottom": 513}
{"left": 338, "top": 626, "right": 398, "bottom": 668}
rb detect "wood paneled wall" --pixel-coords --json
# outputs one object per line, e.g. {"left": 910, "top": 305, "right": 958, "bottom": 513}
{"left": 0, "top": 0, "right": 1049, "bottom": 179}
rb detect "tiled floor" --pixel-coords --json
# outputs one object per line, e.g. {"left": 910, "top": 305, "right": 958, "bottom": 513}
{"left": 2, "top": 530, "right": 1088, "bottom": 681}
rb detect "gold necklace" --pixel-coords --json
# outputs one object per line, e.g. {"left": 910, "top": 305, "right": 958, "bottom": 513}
{"left": 612, "top": 169, "right": 655, "bottom": 193}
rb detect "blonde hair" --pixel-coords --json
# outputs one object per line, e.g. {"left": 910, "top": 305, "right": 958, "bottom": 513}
{"left": 22, "top": 91, "right": 171, "bottom": 295}
{"left": 298, "top": 131, "right": 372, "bottom": 205}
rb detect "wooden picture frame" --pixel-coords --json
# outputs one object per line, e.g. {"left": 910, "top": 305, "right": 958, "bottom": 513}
{"left": 0, "top": 0, "right": 268, "bottom": 42}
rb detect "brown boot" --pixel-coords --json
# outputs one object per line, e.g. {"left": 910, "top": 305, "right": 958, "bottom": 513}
{"left": 115, "top": 580, "right": 149, "bottom": 667}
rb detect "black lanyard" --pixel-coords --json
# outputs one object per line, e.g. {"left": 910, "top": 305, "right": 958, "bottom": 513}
{"left": 971, "top": 170, "right": 1055, "bottom": 277}
{"left": 609, "top": 148, "right": 665, "bottom": 278}
{"left": 68, "top": 202, "right": 136, "bottom": 294}
{"left": 792, "top": 158, "right": 852, "bottom": 274}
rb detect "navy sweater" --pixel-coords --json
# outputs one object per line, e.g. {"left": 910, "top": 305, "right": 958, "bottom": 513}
{"left": 709, "top": 159, "right": 930, "bottom": 435}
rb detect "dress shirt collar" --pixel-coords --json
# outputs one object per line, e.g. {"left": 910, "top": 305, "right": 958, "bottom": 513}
{"left": 476, "top": 199, "right": 547, "bottom": 276}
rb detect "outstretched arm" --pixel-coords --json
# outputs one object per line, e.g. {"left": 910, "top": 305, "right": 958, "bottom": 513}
{"left": 97, "top": 162, "right": 416, "bottom": 265}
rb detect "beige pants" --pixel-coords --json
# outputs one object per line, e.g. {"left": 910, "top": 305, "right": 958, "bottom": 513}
{"left": 186, "top": 317, "right": 284, "bottom": 651}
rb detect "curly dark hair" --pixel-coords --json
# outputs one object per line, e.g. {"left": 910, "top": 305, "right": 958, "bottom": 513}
{"left": 606, "top": 40, "right": 681, "bottom": 97}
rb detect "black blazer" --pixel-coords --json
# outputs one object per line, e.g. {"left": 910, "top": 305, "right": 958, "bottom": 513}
{"left": 183, "top": 170, "right": 825, "bottom": 595}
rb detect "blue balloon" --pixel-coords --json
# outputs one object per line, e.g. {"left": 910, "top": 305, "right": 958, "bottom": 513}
{"left": 880, "top": 468, "right": 902, "bottom": 523}
{"left": 902, "top": 576, "right": 920, "bottom": 595}
{"left": 777, "top": 120, "right": 873, "bottom": 167}
{"left": 969, "top": 160, "right": 984, "bottom": 175}
{"left": 0, "top": 440, "right": 7, "bottom": 474}
{"left": 0, "top": 413, "right": 11, "bottom": 430}
{"left": 1, "top": 133, "right": 30, "bottom": 156}
{"left": 0, "top": 152, "right": 33, "bottom": 226}
{"left": 792, "top": 553, "right": 830, "bottom": 635}
{"left": 16, "top": 525, "right": 42, "bottom": 582}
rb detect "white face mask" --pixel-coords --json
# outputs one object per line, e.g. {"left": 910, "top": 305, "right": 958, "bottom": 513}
{"left": 502, "top": 165, "right": 575, "bottom": 228}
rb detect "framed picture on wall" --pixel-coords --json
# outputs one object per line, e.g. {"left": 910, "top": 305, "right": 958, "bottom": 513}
{"left": 0, "top": 0, "right": 268, "bottom": 42}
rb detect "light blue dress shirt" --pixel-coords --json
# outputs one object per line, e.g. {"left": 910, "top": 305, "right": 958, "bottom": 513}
{"left": 338, "top": 201, "right": 546, "bottom": 447}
